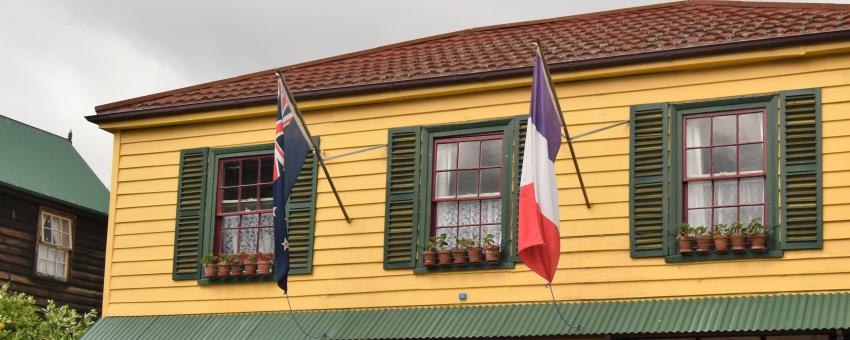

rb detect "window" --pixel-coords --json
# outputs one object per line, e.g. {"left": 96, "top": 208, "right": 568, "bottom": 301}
{"left": 382, "top": 117, "right": 524, "bottom": 271}
{"left": 36, "top": 208, "right": 74, "bottom": 281}
{"left": 683, "top": 110, "right": 766, "bottom": 231}
{"left": 214, "top": 155, "right": 275, "bottom": 255}
{"left": 628, "top": 89, "right": 823, "bottom": 260}
{"left": 432, "top": 134, "right": 504, "bottom": 248}
{"left": 171, "top": 143, "right": 319, "bottom": 281}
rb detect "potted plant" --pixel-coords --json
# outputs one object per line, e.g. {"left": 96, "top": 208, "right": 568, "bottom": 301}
{"left": 243, "top": 253, "right": 257, "bottom": 276}
{"left": 228, "top": 254, "right": 243, "bottom": 277}
{"left": 483, "top": 233, "right": 501, "bottom": 262}
{"left": 435, "top": 233, "right": 451, "bottom": 265}
{"left": 729, "top": 221, "right": 747, "bottom": 252}
{"left": 712, "top": 223, "right": 730, "bottom": 253}
{"left": 465, "top": 238, "right": 482, "bottom": 264}
{"left": 257, "top": 253, "right": 273, "bottom": 275}
{"left": 676, "top": 222, "right": 693, "bottom": 255}
{"left": 216, "top": 253, "right": 230, "bottom": 277}
{"left": 694, "top": 225, "right": 713, "bottom": 253}
{"left": 423, "top": 237, "right": 437, "bottom": 267}
{"left": 452, "top": 238, "right": 467, "bottom": 264}
{"left": 748, "top": 217, "right": 768, "bottom": 252}
{"left": 202, "top": 253, "right": 218, "bottom": 279}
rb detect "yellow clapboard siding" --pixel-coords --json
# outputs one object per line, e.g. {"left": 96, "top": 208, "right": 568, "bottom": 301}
{"left": 117, "top": 178, "right": 177, "bottom": 194}
{"left": 823, "top": 152, "right": 850, "bottom": 172}
{"left": 120, "top": 151, "right": 180, "bottom": 169}
{"left": 113, "top": 232, "right": 174, "bottom": 249}
{"left": 823, "top": 135, "right": 850, "bottom": 154}
{"left": 114, "top": 205, "right": 176, "bottom": 223}
{"left": 117, "top": 165, "right": 178, "bottom": 182}
{"left": 115, "top": 192, "right": 177, "bottom": 209}
{"left": 113, "top": 220, "right": 175, "bottom": 236}
{"left": 99, "top": 48, "right": 850, "bottom": 317}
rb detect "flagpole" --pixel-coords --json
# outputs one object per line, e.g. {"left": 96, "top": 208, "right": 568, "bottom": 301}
{"left": 276, "top": 72, "right": 353, "bottom": 223}
{"left": 532, "top": 42, "right": 592, "bottom": 209}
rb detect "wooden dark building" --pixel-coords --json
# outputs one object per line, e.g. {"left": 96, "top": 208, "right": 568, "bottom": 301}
{"left": 0, "top": 114, "right": 108, "bottom": 313}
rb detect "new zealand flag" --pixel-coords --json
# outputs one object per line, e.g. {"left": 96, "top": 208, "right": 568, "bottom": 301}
{"left": 273, "top": 75, "right": 310, "bottom": 293}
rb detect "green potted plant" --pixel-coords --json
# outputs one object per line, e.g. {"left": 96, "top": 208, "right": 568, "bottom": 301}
{"left": 201, "top": 253, "right": 218, "bottom": 279}
{"left": 694, "top": 225, "right": 713, "bottom": 253}
{"left": 483, "top": 233, "right": 500, "bottom": 262}
{"left": 452, "top": 238, "right": 467, "bottom": 264}
{"left": 712, "top": 223, "right": 730, "bottom": 253}
{"left": 216, "top": 253, "right": 230, "bottom": 277}
{"left": 747, "top": 217, "right": 768, "bottom": 252}
{"left": 257, "top": 253, "right": 273, "bottom": 275}
{"left": 423, "top": 237, "right": 437, "bottom": 267}
{"left": 227, "top": 254, "right": 243, "bottom": 277}
{"left": 729, "top": 221, "right": 747, "bottom": 252}
{"left": 243, "top": 253, "right": 257, "bottom": 276}
{"left": 676, "top": 222, "right": 693, "bottom": 255}
{"left": 435, "top": 233, "right": 451, "bottom": 265}
{"left": 464, "top": 238, "right": 482, "bottom": 263}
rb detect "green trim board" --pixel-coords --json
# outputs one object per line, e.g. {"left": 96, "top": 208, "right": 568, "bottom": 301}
{"left": 82, "top": 292, "right": 850, "bottom": 340}
{"left": 0, "top": 115, "right": 109, "bottom": 215}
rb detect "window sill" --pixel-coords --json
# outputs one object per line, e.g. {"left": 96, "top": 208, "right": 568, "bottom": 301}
{"left": 198, "top": 274, "right": 275, "bottom": 285}
{"left": 414, "top": 261, "right": 515, "bottom": 273}
{"left": 665, "top": 249, "right": 783, "bottom": 263}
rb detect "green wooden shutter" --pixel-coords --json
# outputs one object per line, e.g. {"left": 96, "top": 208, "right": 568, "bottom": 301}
{"left": 511, "top": 117, "right": 528, "bottom": 263}
{"left": 383, "top": 127, "right": 421, "bottom": 269}
{"left": 629, "top": 104, "right": 670, "bottom": 258}
{"left": 173, "top": 148, "right": 209, "bottom": 280}
{"left": 780, "top": 89, "right": 822, "bottom": 250}
{"left": 287, "top": 138, "right": 320, "bottom": 274}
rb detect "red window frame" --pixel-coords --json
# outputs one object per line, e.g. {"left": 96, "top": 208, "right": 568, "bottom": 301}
{"left": 213, "top": 155, "right": 274, "bottom": 255}
{"left": 430, "top": 133, "right": 504, "bottom": 245}
{"left": 682, "top": 109, "right": 767, "bottom": 229}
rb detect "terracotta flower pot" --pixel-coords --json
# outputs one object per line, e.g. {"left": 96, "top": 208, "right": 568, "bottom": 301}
{"left": 484, "top": 244, "right": 500, "bottom": 262}
{"left": 257, "top": 260, "right": 272, "bottom": 275}
{"left": 229, "top": 263, "right": 243, "bottom": 277}
{"left": 750, "top": 232, "right": 768, "bottom": 252}
{"left": 204, "top": 263, "right": 217, "bottom": 278}
{"left": 467, "top": 247, "right": 482, "bottom": 263}
{"left": 423, "top": 250, "right": 436, "bottom": 266}
{"left": 713, "top": 236, "right": 730, "bottom": 253}
{"left": 731, "top": 233, "right": 747, "bottom": 252}
{"left": 437, "top": 249, "right": 452, "bottom": 265}
{"left": 452, "top": 248, "right": 466, "bottom": 264}
{"left": 217, "top": 262, "right": 229, "bottom": 277}
{"left": 696, "top": 235, "right": 713, "bottom": 253}
{"left": 677, "top": 236, "right": 693, "bottom": 255}
{"left": 243, "top": 261, "right": 257, "bottom": 276}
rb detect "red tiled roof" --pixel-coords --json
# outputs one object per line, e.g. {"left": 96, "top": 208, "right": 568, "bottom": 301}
{"left": 92, "top": 0, "right": 850, "bottom": 119}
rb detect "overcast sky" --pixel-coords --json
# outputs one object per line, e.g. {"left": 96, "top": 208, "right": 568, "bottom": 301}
{"left": 1, "top": 0, "right": 846, "bottom": 187}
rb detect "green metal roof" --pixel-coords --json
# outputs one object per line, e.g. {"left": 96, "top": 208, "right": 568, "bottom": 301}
{"left": 82, "top": 293, "right": 850, "bottom": 339}
{"left": 0, "top": 115, "right": 108, "bottom": 214}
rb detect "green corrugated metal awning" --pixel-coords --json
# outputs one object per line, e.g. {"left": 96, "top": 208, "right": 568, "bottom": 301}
{"left": 82, "top": 293, "right": 850, "bottom": 339}
{"left": 0, "top": 115, "right": 109, "bottom": 214}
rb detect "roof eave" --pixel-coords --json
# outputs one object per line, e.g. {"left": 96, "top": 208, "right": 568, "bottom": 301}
{"left": 86, "top": 29, "right": 850, "bottom": 125}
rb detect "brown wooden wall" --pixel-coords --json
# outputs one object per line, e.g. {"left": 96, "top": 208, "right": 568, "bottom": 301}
{"left": 0, "top": 187, "right": 107, "bottom": 313}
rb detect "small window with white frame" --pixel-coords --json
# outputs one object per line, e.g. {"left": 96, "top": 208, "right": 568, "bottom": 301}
{"left": 36, "top": 208, "right": 74, "bottom": 281}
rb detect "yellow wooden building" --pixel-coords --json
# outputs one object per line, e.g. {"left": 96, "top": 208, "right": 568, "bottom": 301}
{"left": 83, "top": 1, "right": 850, "bottom": 339}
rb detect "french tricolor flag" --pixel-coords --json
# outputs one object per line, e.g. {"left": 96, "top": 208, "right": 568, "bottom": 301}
{"left": 518, "top": 48, "right": 562, "bottom": 284}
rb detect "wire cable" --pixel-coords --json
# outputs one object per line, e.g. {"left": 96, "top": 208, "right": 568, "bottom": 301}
{"left": 547, "top": 284, "right": 581, "bottom": 331}
{"left": 284, "top": 292, "right": 327, "bottom": 339}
